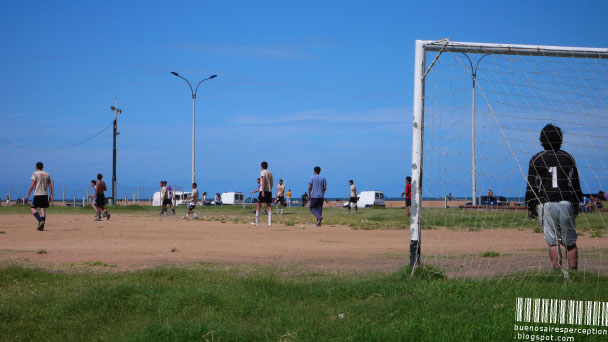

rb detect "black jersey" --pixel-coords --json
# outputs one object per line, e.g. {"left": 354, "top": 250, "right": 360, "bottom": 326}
{"left": 524, "top": 149, "right": 582, "bottom": 210}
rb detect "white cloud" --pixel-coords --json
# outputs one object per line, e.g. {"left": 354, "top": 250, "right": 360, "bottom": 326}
{"left": 231, "top": 106, "right": 410, "bottom": 126}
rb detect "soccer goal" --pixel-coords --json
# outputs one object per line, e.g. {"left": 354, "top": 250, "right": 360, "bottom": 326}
{"left": 410, "top": 39, "right": 608, "bottom": 279}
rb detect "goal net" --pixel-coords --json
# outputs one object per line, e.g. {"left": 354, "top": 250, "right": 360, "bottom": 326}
{"left": 410, "top": 39, "right": 608, "bottom": 280}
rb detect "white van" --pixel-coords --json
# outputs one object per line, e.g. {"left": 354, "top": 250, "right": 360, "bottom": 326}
{"left": 344, "top": 190, "right": 385, "bottom": 208}
{"left": 220, "top": 192, "right": 245, "bottom": 205}
{"left": 152, "top": 191, "right": 192, "bottom": 206}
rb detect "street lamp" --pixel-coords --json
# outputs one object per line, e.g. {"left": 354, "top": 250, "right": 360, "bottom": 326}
{"left": 170, "top": 72, "right": 217, "bottom": 183}
{"left": 110, "top": 98, "right": 122, "bottom": 204}
{"left": 462, "top": 53, "right": 490, "bottom": 206}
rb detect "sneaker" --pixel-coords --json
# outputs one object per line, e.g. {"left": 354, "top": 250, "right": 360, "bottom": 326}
{"left": 36, "top": 221, "right": 44, "bottom": 231}
{"left": 268, "top": 222, "right": 272, "bottom": 227}
{"left": 172, "top": 209, "right": 175, "bottom": 215}
{"left": 251, "top": 222, "right": 259, "bottom": 226}
{"left": 94, "top": 217, "right": 102, "bottom": 221}
{"left": 183, "top": 215, "right": 188, "bottom": 219}
{"left": 106, "top": 213, "right": 111, "bottom": 221}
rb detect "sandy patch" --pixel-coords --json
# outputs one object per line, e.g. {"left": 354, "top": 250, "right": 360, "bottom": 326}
{"left": 0, "top": 213, "right": 606, "bottom": 277}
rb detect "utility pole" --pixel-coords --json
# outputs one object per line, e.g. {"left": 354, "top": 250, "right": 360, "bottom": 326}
{"left": 111, "top": 99, "right": 122, "bottom": 204}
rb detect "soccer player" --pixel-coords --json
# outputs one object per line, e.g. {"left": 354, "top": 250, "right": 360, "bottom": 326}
{"left": 308, "top": 166, "right": 327, "bottom": 227}
{"left": 276, "top": 179, "right": 285, "bottom": 215}
{"left": 94, "top": 174, "right": 111, "bottom": 221}
{"left": 249, "top": 178, "right": 266, "bottom": 213}
{"left": 347, "top": 179, "right": 358, "bottom": 213}
{"left": 166, "top": 183, "right": 176, "bottom": 215}
{"left": 160, "top": 181, "right": 169, "bottom": 215}
{"left": 525, "top": 124, "right": 582, "bottom": 272}
{"left": 184, "top": 183, "right": 199, "bottom": 220}
{"left": 401, "top": 176, "right": 412, "bottom": 217}
{"left": 252, "top": 161, "right": 273, "bottom": 226}
{"left": 89, "top": 180, "right": 100, "bottom": 217}
{"left": 25, "top": 162, "right": 53, "bottom": 231}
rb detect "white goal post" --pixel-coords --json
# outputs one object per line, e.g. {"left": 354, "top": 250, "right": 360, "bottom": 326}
{"left": 410, "top": 39, "right": 608, "bottom": 270}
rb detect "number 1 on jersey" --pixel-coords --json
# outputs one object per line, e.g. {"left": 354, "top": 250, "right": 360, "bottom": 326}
{"left": 548, "top": 167, "right": 558, "bottom": 188}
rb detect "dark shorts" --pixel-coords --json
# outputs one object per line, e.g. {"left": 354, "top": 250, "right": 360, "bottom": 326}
{"left": 188, "top": 203, "right": 197, "bottom": 210}
{"left": 277, "top": 195, "right": 285, "bottom": 203}
{"left": 96, "top": 194, "right": 106, "bottom": 209}
{"left": 31, "top": 195, "right": 49, "bottom": 208}
{"left": 349, "top": 196, "right": 358, "bottom": 203}
{"left": 163, "top": 199, "right": 172, "bottom": 206}
{"left": 406, "top": 198, "right": 412, "bottom": 207}
{"left": 259, "top": 191, "right": 272, "bottom": 204}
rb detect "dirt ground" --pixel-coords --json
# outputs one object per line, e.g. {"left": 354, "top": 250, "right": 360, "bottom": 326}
{"left": 1, "top": 213, "right": 606, "bottom": 277}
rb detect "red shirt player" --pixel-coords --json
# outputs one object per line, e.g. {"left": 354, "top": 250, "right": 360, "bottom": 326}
{"left": 401, "top": 176, "right": 412, "bottom": 217}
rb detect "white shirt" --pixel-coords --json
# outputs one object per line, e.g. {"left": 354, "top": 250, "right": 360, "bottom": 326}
{"left": 191, "top": 189, "right": 199, "bottom": 204}
{"left": 31, "top": 170, "right": 50, "bottom": 196}
{"left": 260, "top": 169, "right": 273, "bottom": 192}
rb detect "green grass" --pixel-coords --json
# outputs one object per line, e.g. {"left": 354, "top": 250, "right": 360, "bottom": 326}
{"left": 480, "top": 251, "right": 500, "bottom": 258}
{"left": 1, "top": 204, "right": 606, "bottom": 233}
{"left": 0, "top": 265, "right": 606, "bottom": 341}
{"left": 83, "top": 261, "right": 112, "bottom": 267}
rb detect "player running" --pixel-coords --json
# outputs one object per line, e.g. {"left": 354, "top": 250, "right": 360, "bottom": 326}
{"left": 89, "top": 180, "right": 102, "bottom": 217}
{"left": 94, "top": 174, "right": 110, "bottom": 221}
{"left": 525, "top": 124, "right": 583, "bottom": 273}
{"left": 25, "top": 162, "right": 53, "bottom": 231}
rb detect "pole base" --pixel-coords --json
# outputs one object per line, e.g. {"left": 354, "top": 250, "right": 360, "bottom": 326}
{"left": 409, "top": 240, "right": 421, "bottom": 266}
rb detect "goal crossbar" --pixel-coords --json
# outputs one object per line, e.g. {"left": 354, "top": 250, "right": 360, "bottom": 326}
{"left": 420, "top": 39, "right": 608, "bottom": 59}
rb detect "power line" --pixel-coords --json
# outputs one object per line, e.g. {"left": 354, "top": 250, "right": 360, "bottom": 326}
{"left": 0, "top": 122, "right": 113, "bottom": 151}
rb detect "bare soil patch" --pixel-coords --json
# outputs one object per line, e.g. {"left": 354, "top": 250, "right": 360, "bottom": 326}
{"left": 1, "top": 213, "right": 606, "bottom": 277}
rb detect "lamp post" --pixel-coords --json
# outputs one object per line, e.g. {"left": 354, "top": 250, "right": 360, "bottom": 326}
{"left": 110, "top": 98, "right": 122, "bottom": 205}
{"left": 462, "top": 53, "right": 489, "bottom": 206}
{"left": 170, "top": 72, "right": 217, "bottom": 183}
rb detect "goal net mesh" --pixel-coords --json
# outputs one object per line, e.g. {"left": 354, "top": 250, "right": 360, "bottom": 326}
{"left": 418, "top": 43, "right": 608, "bottom": 280}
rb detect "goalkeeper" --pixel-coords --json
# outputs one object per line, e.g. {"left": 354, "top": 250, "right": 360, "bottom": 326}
{"left": 525, "top": 124, "right": 583, "bottom": 271}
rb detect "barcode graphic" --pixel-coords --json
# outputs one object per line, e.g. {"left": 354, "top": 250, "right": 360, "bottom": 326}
{"left": 516, "top": 297, "right": 608, "bottom": 326}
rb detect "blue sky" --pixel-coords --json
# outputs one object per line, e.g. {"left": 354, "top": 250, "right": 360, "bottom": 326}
{"left": 1, "top": 1, "right": 607, "bottom": 199}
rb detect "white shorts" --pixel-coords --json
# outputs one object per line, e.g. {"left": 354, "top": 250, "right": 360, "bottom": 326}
{"left": 538, "top": 201, "right": 577, "bottom": 247}
{"left": 188, "top": 203, "right": 196, "bottom": 210}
